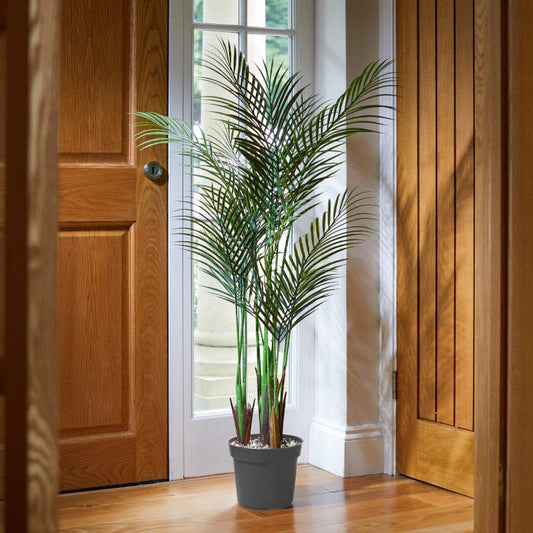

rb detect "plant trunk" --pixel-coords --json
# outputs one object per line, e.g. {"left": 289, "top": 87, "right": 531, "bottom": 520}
{"left": 259, "top": 378, "right": 276, "bottom": 445}
{"left": 230, "top": 398, "right": 254, "bottom": 445}
{"left": 268, "top": 391, "right": 287, "bottom": 448}
{"left": 258, "top": 372, "right": 270, "bottom": 444}
{"left": 269, "top": 406, "right": 280, "bottom": 448}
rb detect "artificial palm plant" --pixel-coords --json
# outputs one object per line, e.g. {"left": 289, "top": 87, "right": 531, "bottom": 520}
{"left": 135, "top": 41, "right": 393, "bottom": 449}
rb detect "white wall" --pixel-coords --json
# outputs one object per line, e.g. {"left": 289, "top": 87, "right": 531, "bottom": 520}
{"left": 312, "top": 0, "right": 349, "bottom": 434}
{"left": 309, "top": 0, "right": 395, "bottom": 477}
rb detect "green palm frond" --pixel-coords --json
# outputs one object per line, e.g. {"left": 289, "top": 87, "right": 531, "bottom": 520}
{"left": 134, "top": 40, "right": 395, "bottom": 446}
{"left": 253, "top": 190, "right": 375, "bottom": 340}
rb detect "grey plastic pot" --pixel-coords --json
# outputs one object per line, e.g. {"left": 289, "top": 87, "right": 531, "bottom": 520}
{"left": 229, "top": 434, "right": 302, "bottom": 510}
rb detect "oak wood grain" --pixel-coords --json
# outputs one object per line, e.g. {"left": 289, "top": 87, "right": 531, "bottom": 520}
{"left": 58, "top": 0, "right": 168, "bottom": 490}
{"left": 398, "top": 0, "right": 475, "bottom": 497}
{"left": 418, "top": 0, "right": 437, "bottom": 422}
{"left": 473, "top": 0, "right": 507, "bottom": 530}
{"left": 396, "top": 0, "right": 419, "bottom": 477}
{"left": 57, "top": 466, "right": 474, "bottom": 532}
{"left": 133, "top": 0, "right": 168, "bottom": 482}
{"left": 5, "top": 0, "right": 60, "bottom": 529}
{"left": 454, "top": 0, "right": 475, "bottom": 432}
{"left": 507, "top": 0, "right": 533, "bottom": 529}
{"left": 435, "top": 0, "right": 456, "bottom": 426}
{"left": 59, "top": 0, "right": 130, "bottom": 161}
{"left": 414, "top": 420, "right": 474, "bottom": 497}
{"left": 58, "top": 229, "right": 132, "bottom": 438}
{"left": 60, "top": 435, "right": 137, "bottom": 491}
{"left": 58, "top": 168, "right": 136, "bottom": 224}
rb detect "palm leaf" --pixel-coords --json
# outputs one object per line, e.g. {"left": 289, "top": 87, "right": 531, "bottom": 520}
{"left": 134, "top": 40, "right": 394, "bottom": 445}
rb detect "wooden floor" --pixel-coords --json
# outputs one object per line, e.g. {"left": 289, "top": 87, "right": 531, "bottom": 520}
{"left": 58, "top": 465, "right": 474, "bottom": 532}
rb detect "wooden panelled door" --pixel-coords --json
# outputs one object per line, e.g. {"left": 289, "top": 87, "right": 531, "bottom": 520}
{"left": 397, "top": 0, "right": 475, "bottom": 496}
{"left": 58, "top": 0, "right": 168, "bottom": 490}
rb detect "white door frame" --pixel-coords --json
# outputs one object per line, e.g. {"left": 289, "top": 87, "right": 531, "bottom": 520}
{"left": 378, "top": 0, "right": 397, "bottom": 476}
{"left": 168, "top": 0, "right": 191, "bottom": 480}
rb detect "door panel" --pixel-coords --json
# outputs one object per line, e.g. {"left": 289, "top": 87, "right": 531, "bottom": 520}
{"left": 59, "top": 229, "right": 133, "bottom": 438}
{"left": 58, "top": 0, "right": 167, "bottom": 491}
{"left": 397, "top": 0, "right": 475, "bottom": 496}
{"left": 454, "top": 0, "right": 475, "bottom": 431}
{"left": 59, "top": 0, "right": 131, "bottom": 161}
{"left": 435, "top": 0, "right": 456, "bottom": 426}
{"left": 417, "top": 0, "right": 436, "bottom": 423}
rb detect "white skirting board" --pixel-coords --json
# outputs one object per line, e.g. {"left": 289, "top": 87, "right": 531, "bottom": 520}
{"left": 308, "top": 419, "right": 384, "bottom": 477}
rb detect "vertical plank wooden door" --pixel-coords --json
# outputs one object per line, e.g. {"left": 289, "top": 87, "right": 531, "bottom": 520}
{"left": 397, "top": 0, "right": 475, "bottom": 497}
{"left": 58, "top": 0, "right": 168, "bottom": 491}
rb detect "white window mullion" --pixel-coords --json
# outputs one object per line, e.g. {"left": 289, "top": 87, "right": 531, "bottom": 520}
{"left": 239, "top": 0, "right": 247, "bottom": 57}
{"left": 193, "top": 22, "right": 294, "bottom": 37}
{"left": 239, "top": 0, "right": 247, "bottom": 25}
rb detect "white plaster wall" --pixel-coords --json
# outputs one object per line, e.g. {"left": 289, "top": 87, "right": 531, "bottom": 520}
{"left": 312, "top": 0, "right": 348, "bottom": 431}
{"left": 310, "top": 0, "right": 394, "bottom": 477}
{"left": 346, "top": 0, "right": 381, "bottom": 430}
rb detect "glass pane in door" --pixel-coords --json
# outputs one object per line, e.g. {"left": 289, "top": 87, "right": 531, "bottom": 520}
{"left": 247, "top": 34, "right": 290, "bottom": 72}
{"left": 192, "top": 30, "right": 256, "bottom": 414}
{"left": 192, "top": 30, "right": 293, "bottom": 415}
{"left": 194, "top": 0, "right": 239, "bottom": 25}
{"left": 248, "top": 0, "right": 290, "bottom": 28}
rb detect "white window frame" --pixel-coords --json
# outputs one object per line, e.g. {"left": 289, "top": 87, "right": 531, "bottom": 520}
{"left": 168, "top": 0, "right": 314, "bottom": 480}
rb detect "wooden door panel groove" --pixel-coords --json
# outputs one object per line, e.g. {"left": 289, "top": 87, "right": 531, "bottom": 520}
{"left": 398, "top": 0, "right": 475, "bottom": 497}
{"left": 454, "top": 0, "right": 475, "bottom": 432}
{"left": 61, "top": 431, "right": 137, "bottom": 445}
{"left": 418, "top": 0, "right": 437, "bottom": 423}
{"left": 435, "top": 0, "right": 456, "bottom": 427}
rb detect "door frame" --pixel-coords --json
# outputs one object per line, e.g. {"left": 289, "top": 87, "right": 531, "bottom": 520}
{"left": 167, "top": 0, "right": 188, "bottom": 482}
{"left": 474, "top": 0, "right": 533, "bottom": 530}
{"left": 4, "top": 0, "right": 60, "bottom": 528}
{"left": 473, "top": 0, "right": 507, "bottom": 529}
{"left": 378, "top": 0, "right": 397, "bottom": 476}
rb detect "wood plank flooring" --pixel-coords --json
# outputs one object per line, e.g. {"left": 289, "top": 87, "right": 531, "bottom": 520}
{"left": 58, "top": 465, "right": 473, "bottom": 532}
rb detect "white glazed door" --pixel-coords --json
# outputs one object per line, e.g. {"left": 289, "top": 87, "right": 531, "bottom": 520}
{"left": 169, "top": 0, "right": 313, "bottom": 477}
{"left": 169, "top": 0, "right": 314, "bottom": 478}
